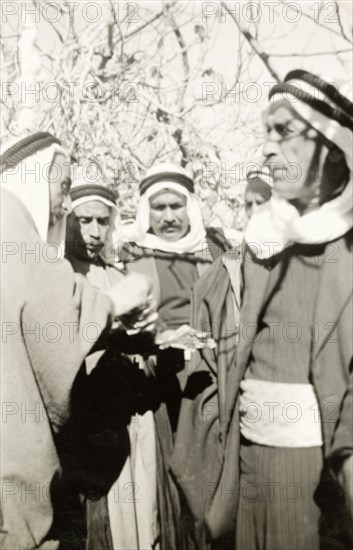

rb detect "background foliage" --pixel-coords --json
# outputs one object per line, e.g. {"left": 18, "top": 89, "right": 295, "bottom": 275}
{"left": 1, "top": 0, "right": 352, "bottom": 228}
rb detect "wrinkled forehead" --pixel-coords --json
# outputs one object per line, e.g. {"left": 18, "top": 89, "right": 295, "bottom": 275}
{"left": 149, "top": 188, "right": 187, "bottom": 205}
{"left": 262, "top": 99, "right": 309, "bottom": 128}
{"left": 73, "top": 200, "right": 112, "bottom": 217}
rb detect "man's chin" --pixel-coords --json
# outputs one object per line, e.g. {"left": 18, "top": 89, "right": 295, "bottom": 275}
{"left": 86, "top": 251, "right": 100, "bottom": 260}
{"left": 273, "top": 181, "right": 296, "bottom": 199}
{"left": 160, "top": 231, "right": 183, "bottom": 241}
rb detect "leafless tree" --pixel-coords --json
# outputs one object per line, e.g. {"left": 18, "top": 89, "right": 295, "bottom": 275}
{"left": 1, "top": 0, "right": 351, "bottom": 228}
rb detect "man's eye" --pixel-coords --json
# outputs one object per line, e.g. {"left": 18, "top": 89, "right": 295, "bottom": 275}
{"left": 79, "top": 218, "right": 90, "bottom": 224}
{"left": 276, "top": 124, "right": 291, "bottom": 137}
{"left": 98, "top": 218, "right": 110, "bottom": 226}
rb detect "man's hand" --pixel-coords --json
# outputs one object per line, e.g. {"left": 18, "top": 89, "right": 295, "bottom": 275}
{"left": 155, "top": 325, "right": 216, "bottom": 351}
{"left": 120, "top": 298, "right": 158, "bottom": 334}
{"left": 105, "top": 272, "right": 157, "bottom": 332}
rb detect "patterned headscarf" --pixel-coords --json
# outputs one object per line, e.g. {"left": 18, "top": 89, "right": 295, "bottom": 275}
{"left": 245, "top": 70, "right": 353, "bottom": 260}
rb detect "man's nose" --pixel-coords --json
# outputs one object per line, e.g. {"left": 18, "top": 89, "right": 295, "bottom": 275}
{"left": 89, "top": 219, "right": 100, "bottom": 237}
{"left": 262, "top": 138, "right": 280, "bottom": 160}
{"left": 163, "top": 207, "right": 175, "bottom": 222}
{"left": 262, "top": 127, "right": 282, "bottom": 158}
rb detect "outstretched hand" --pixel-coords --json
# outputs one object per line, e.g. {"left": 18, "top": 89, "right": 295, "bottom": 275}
{"left": 104, "top": 272, "right": 158, "bottom": 332}
{"left": 155, "top": 324, "right": 216, "bottom": 352}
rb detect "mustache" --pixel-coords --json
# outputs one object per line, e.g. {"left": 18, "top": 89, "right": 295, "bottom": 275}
{"left": 161, "top": 222, "right": 180, "bottom": 228}
{"left": 263, "top": 158, "right": 283, "bottom": 169}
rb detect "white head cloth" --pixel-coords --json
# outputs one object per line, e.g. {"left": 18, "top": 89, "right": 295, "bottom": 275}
{"left": 1, "top": 141, "right": 69, "bottom": 258}
{"left": 245, "top": 79, "right": 353, "bottom": 260}
{"left": 134, "top": 168, "right": 206, "bottom": 254}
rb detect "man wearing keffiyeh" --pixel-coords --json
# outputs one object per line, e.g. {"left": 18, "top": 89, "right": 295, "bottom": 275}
{"left": 65, "top": 181, "right": 160, "bottom": 550}
{"left": 66, "top": 181, "right": 123, "bottom": 289}
{"left": 237, "top": 71, "right": 352, "bottom": 550}
{"left": 120, "top": 162, "right": 232, "bottom": 549}
{"left": 244, "top": 166, "right": 272, "bottom": 221}
{"left": 0, "top": 134, "right": 157, "bottom": 550}
{"left": 171, "top": 71, "right": 353, "bottom": 550}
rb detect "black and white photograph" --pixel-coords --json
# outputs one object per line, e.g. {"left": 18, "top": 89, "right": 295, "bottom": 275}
{"left": 1, "top": 1, "right": 352, "bottom": 549}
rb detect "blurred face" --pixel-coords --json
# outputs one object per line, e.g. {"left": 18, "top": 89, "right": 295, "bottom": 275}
{"left": 66, "top": 201, "right": 112, "bottom": 261}
{"left": 244, "top": 190, "right": 268, "bottom": 219}
{"left": 149, "top": 189, "right": 189, "bottom": 241}
{"left": 262, "top": 100, "right": 330, "bottom": 214}
{"left": 48, "top": 153, "right": 72, "bottom": 227}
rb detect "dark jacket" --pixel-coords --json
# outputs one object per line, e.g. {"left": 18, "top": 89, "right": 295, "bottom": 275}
{"left": 170, "top": 231, "right": 353, "bottom": 542}
{"left": 121, "top": 227, "right": 234, "bottom": 550}
{"left": 169, "top": 249, "right": 241, "bottom": 541}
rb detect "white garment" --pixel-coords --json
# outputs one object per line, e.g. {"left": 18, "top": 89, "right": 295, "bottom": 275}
{"left": 108, "top": 411, "right": 159, "bottom": 550}
{"left": 245, "top": 179, "right": 353, "bottom": 260}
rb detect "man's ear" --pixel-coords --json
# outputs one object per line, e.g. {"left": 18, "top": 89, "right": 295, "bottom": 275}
{"left": 320, "top": 146, "right": 349, "bottom": 205}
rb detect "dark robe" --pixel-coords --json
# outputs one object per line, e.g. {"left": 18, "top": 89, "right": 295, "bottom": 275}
{"left": 122, "top": 227, "right": 233, "bottom": 550}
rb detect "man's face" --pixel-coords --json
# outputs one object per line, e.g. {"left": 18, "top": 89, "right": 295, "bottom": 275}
{"left": 244, "top": 190, "right": 268, "bottom": 219}
{"left": 66, "top": 200, "right": 112, "bottom": 261}
{"left": 149, "top": 189, "right": 189, "bottom": 241}
{"left": 262, "top": 100, "right": 329, "bottom": 212}
{"left": 48, "top": 153, "right": 72, "bottom": 227}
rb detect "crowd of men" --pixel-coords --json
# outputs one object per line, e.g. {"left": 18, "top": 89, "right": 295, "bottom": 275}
{"left": 1, "top": 69, "right": 352, "bottom": 550}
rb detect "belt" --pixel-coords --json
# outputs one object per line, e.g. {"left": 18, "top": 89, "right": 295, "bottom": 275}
{"left": 239, "top": 378, "right": 323, "bottom": 447}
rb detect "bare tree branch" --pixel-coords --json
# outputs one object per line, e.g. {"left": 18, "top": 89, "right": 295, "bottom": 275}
{"left": 223, "top": 2, "right": 282, "bottom": 82}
